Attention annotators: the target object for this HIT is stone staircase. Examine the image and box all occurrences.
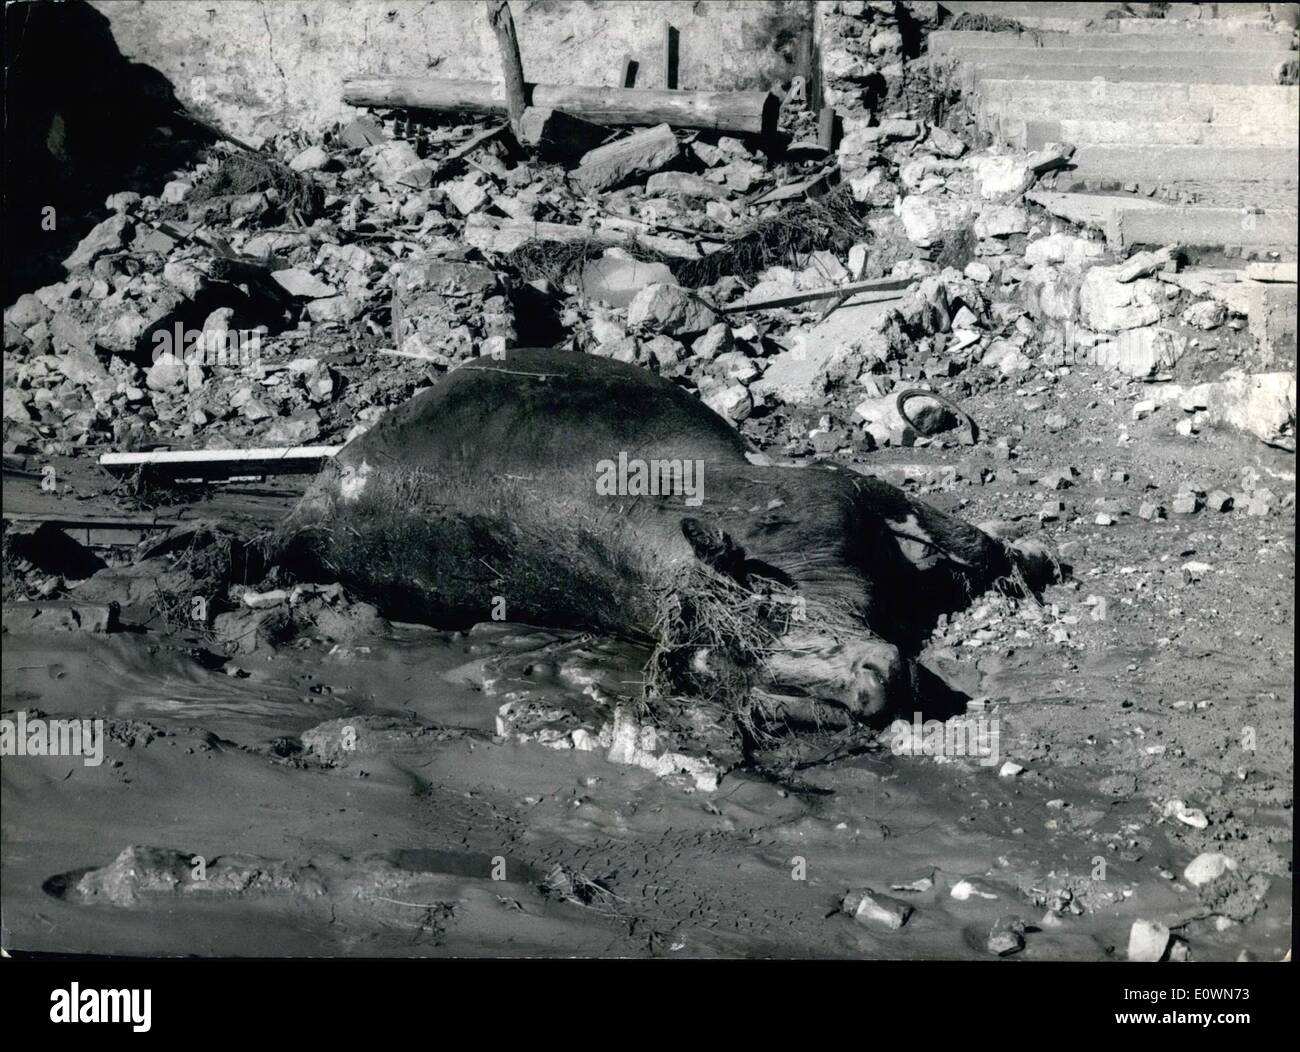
[930,1,1298,254]
[929,1,1297,360]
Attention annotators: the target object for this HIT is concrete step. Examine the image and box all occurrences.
[1114,205,1299,252]
[1028,189,1299,254]
[933,46,1290,84]
[939,2,1282,33]
[974,80,1299,129]
[929,28,1296,53]
[1061,144,1298,185]
[1010,117,1298,149]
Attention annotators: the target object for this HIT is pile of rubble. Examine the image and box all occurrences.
[5,11,1295,473]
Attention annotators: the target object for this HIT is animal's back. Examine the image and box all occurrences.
[337,347,750,477]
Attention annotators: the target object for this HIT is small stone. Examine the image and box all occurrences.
[289,145,330,172]
[998,761,1024,778]
[703,383,752,423]
[1205,490,1233,512]
[627,283,718,336]
[1184,852,1238,888]
[63,213,132,271]
[1132,399,1157,420]
[692,323,733,361]
[271,268,337,299]
[444,176,491,216]
[1127,919,1171,962]
[145,355,187,393]
[843,889,913,930]
[1171,495,1199,515]
[987,921,1025,957]
[929,126,966,159]
[1138,502,1165,521]
[1038,467,1076,490]
[161,179,193,204]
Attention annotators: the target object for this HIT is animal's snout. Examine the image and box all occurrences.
[843,637,908,720]
[761,629,907,723]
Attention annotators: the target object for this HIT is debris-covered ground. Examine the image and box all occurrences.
[2,1,1294,960]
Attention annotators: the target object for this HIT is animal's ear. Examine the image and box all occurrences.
[680,517,745,576]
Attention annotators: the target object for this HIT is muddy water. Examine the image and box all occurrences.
[1,618,1289,959]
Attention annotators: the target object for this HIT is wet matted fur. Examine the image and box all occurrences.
[280,347,1038,726]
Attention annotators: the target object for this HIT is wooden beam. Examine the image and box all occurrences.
[720,276,913,314]
[342,77,779,136]
[485,1,528,136]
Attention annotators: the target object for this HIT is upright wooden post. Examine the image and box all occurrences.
[663,23,678,89]
[818,104,837,150]
[621,54,638,88]
[485,1,527,135]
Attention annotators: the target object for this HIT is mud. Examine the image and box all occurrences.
[2,368,1292,958]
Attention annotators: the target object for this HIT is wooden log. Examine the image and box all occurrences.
[342,77,779,136]
[485,1,527,135]
[517,107,611,164]
[571,123,679,193]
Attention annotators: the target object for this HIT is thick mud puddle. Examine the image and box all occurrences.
[3,607,1289,959]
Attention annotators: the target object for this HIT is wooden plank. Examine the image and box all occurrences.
[751,165,839,206]
[99,446,341,480]
[721,276,913,314]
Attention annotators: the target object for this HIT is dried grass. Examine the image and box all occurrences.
[189,150,323,220]
[673,185,871,288]
[501,185,871,291]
